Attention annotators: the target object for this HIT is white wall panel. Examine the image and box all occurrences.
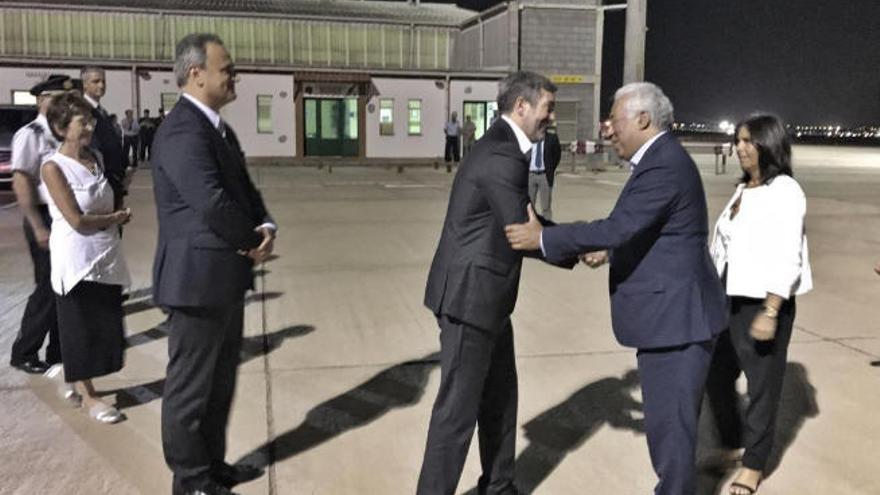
[367,77,446,158]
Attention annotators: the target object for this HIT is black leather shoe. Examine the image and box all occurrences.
[10,358,49,374]
[187,480,240,495]
[213,462,263,488]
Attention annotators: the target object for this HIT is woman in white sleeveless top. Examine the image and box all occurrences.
[40,92,132,424]
[706,114,812,495]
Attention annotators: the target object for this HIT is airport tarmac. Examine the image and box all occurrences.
[1,144,879,494]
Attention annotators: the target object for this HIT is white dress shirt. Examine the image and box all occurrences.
[83,93,100,110]
[710,175,812,299]
[629,131,667,168]
[500,115,534,154]
[444,120,460,137]
[11,114,57,204]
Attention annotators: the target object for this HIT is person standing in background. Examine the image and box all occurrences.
[120,109,140,169]
[138,109,157,164]
[81,66,127,206]
[527,124,561,221]
[461,114,477,158]
[443,111,461,166]
[8,75,79,376]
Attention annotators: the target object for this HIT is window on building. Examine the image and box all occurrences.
[379,98,394,136]
[407,99,422,135]
[257,95,273,133]
[11,90,36,106]
[161,92,180,112]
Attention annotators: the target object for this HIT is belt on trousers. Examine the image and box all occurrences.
[530,170,545,175]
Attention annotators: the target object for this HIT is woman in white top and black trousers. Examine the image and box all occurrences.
[41,92,132,424]
[706,114,812,495]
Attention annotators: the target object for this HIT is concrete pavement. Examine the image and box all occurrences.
[1,145,879,494]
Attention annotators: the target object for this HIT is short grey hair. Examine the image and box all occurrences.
[174,33,224,87]
[497,71,557,114]
[80,65,104,78]
[614,82,674,130]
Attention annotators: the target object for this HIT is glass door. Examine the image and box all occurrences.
[304,97,359,156]
[463,100,499,141]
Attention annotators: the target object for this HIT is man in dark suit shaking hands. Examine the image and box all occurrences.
[152,33,274,495]
[418,72,574,495]
[505,82,727,495]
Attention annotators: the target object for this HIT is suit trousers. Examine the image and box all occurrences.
[10,205,60,365]
[162,301,244,491]
[527,172,553,221]
[445,136,461,163]
[637,340,715,495]
[122,135,138,168]
[705,296,795,471]
[417,315,518,495]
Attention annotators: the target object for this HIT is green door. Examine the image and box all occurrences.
[304,98,359,156]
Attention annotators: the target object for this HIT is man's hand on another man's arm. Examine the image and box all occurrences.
[504,204,543,251]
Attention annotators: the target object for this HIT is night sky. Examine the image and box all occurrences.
[428,0,880,127]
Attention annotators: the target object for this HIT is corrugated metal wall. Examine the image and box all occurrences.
[0,8,452,70]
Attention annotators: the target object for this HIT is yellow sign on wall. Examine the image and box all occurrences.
[549,74,587,84]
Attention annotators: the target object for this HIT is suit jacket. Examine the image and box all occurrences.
[542,133,726,349]
[151,96,273,308]
[543,131,562,187]
[424,119,573,332]
[89,106,125,198]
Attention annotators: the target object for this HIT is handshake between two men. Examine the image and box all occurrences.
[505,203,608,268]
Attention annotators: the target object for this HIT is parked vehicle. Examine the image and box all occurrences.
[0,105,39,190]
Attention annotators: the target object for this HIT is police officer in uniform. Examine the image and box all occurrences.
[9,74,80,374]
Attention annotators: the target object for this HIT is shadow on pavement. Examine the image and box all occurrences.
[123,290,285,332]
[697,361,819,495]
[461,369,644,495]
[235,352,440,469]
[106,324,315,410]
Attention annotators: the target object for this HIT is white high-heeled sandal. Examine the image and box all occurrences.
[87,402,126,424]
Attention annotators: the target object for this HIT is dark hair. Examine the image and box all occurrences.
[735,114,793,184]
[46,92,94,141]
[174,33,224,87]
[497,71,557,114]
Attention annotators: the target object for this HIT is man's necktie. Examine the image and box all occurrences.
[535,140,544,171]
[217,119,227,139]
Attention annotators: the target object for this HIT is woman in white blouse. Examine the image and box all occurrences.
[41,92,132,424]
[706,114,812,495]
